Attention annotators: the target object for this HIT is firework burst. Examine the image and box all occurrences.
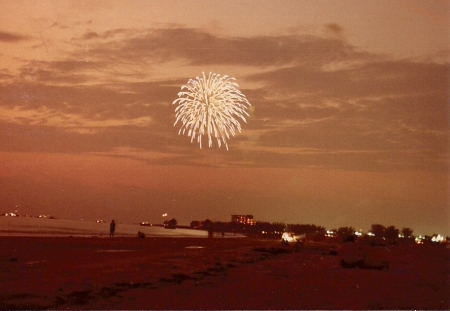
[172,72,251,150]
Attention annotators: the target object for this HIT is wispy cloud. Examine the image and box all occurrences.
[0,30,29,42]
[68,26,366,69]
[0,105,152,133]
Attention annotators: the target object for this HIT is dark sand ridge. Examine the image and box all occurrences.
[0,237,448,310]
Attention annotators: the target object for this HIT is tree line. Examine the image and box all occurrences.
[180,219,447,244]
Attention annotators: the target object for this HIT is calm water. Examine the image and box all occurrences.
[0,217,211,238]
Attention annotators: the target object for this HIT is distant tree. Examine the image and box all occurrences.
[370,224,386,237]
[230,221,245,234]
[317,225,326,234]
[288,224,325,235]
[385,225,399,239]
[271,222,286,233]
[212,221,228,233]
[203,219,213,228]
[337,226,355,241]
[190,220,201,228]
[384,225,399,244]
[401,227,413,238]
[168,218,177,227]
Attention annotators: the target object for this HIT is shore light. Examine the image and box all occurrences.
[431,234,444,243]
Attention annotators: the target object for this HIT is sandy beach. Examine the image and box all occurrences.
[0,236,448,310]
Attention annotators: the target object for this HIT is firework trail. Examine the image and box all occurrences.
[172,72,251,150]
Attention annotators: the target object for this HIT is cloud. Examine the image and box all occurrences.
[325,23,343,36]
[325,23,342,32]
[81,31,100,40]
[0,30,29,42]
[0,24,448,172]
[67,26,361,69]
[0,105,152,133]
[0,69,13,81]
[17,26,372,86]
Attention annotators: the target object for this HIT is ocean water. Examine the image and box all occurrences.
[0,217,211,238]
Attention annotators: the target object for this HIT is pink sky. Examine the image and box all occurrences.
[0,0,449,235]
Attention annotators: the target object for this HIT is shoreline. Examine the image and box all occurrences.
[0,217,246,239]
[0,232,245,238]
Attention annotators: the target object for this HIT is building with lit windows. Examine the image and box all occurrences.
[231,215,256,225]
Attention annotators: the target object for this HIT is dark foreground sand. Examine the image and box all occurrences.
[0,236,448,310]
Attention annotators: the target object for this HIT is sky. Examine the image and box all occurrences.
[0,0,449,236]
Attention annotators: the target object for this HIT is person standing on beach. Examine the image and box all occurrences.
[110,220,116,237]
[208,226,213,238]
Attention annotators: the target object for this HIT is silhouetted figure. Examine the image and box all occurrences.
[110,220,116,237]
[221,231,225,238]
[208,227,213,238]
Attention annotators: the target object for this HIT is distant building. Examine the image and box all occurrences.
[231,215,256,225]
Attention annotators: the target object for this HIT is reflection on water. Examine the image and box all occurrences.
[0,217,209,238]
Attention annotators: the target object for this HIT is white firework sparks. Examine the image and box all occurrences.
[172,72,251,150]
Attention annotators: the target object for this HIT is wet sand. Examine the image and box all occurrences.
[0,236,448,310]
